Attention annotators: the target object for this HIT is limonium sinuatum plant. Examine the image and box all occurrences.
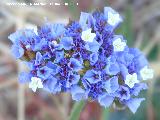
[8,7,154,113]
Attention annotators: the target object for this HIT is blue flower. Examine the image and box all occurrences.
[71,85,87,101]
[98,94,114,108]
[52,81,62,93]
[9,29,33,44]
[51,24,65,38]
[130,83,148,96]
[79,12,96,31]
[116,86,130,101]
[35,52,43,66]
[54,51,64,63]
[11,45,24,59]
[79,12,90,30]
[60,37,73,50]
[33,39,48,51]
[37,66,53,79]
[133,54,148,71]
[46,61,60,75]
[129,48,148,69]
[73,53,83,64]
[119,63,129,79]
[68,58,83,72]
[19,72,31,84]
[83,70,101,83]
[9,6,152,113]
[125,98,145,113]
[83,80,103,100]
[105,61,120,75]
[9,29,40,59]
[85,39,100,53]
[104,76,119,93]
[65,21,81,37]
[90,53,98,65]
[43,76,58,93]
[66,72,80,88]
[93,60,106,71]
[104,7,123,28]
[38,23,65,40]
[9,29,39,51]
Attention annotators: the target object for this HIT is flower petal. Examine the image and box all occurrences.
[19,72,31,84]
[85,40,100,52]
[71,85,87,101]
[98,94,114,108]
[60,37,73,50]
[11,45,24,59]
[126,98,145,113]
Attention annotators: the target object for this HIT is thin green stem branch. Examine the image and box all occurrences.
[69,101,85,120]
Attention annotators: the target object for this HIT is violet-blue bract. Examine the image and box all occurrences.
[8,7,154,114]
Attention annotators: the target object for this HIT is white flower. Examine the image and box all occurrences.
[113,38,126,52]
[81,28,96,42]
[107,11,122,26]
[125,73,139,88]
[52,41,58,46]
[140,66,154,80]
[29,77,43,92]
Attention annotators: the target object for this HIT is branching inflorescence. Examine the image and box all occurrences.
[9,7,154,113]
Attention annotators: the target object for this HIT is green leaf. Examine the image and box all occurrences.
[69,101,85,120]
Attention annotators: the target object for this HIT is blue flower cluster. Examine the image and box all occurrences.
[9,7,154,113]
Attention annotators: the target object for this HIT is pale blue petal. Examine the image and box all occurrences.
[69,58,83,72]
[19,72,31,84]
[104,7,116,19]
[131,83,148,96]
[126,98,145,113]
[54,51,64,63]
[104,76,119,93]
[90,53,98,65]
[37,66,53,79]
[85,40,100,53]
[110,76,119,92]
[46,61,60,75]
[60,37,73,50]
[11,45,24,59]
[35,52,43,65]
[69,74,80,85]
[43,76,58,92]
[79,12,89,30]
[71,85,87,101]
[84,70,101,83]
[33,39,48,51]
[105,62,120,75]
[119,64,129,79]
[98,94,114,108]
[53,83,61,93]
[8,30,23,44]
[51,24,65,38]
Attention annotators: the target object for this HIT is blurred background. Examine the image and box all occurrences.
[0,0,160,120]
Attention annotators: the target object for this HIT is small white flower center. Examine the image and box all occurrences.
[140,66,154,80]
[107,12,122,26]
[81,28,96,42]
[52,41,58,45]
[113,38,126,52]
[29,77,43,92]
[125,73,139,88]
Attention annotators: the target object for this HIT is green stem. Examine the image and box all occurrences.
[102,108,109,120]
[69,101,85,120]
